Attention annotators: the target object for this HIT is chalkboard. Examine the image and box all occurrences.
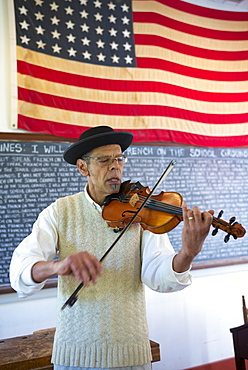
[1,135,248,293]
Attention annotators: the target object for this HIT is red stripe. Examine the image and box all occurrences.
[17,114,248,147]
[133,12,248,41]
[135,0,248,21]
[137,57,248,81]
[18,87,248,124]
[17,61,248,102]
[18,115,86,138]
[135,34,248,61]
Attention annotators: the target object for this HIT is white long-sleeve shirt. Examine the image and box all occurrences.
[10,188,192,298]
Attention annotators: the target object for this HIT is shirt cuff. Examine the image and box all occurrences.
[21,262,46,287]
[174,269,192,284]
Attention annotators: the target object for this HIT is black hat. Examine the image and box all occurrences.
[63,126,133,165]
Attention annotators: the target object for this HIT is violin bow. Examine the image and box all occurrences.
[61,160,177,310]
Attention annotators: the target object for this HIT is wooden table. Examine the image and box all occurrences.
[0,329,160,369]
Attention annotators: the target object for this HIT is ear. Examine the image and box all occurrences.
[76,158,89,177]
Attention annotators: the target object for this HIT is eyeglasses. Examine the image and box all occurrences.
[83,155,128,167]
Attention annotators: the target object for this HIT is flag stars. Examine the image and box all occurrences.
[18,6,28,15]
[50,16,60,25]
[123,42,132,51]
[52,43,62,53]
[34,11,45,21]
[97,53,106,62]
[82,50,91,60]
[50,2,59,11]
[108,14,116,24]
[15,0,135,67]
[109,28,117,37]
[124,55,133,64]
[81,37,90,46]
[111,55,119,63]
[80,23,90,32]
[107,2,116,11]
[94,13,103,22]
[110,41,118,50]
[94,0,102,8]
[66,33,76,43]
[95,26,104,35]
[80,10,88,18]
[20,35,30,45]
[51,29,61,39]
[96,39,104,48]
[65,6,74,15]
[121,4,129,12]
[68,47,77,57]
[122,16,130,25]
[19,20,30,30]
[35,25,45,35]
[36,40,46,49]
[122,29,131,38]
[65,20,75,29]
[34,0,44,6]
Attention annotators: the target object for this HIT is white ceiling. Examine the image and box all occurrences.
[182,0,248,11]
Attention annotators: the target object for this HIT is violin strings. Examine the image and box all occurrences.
[124,194,182,214]
[122,193,183,216]
[212,216,233,228]
[145,199,182,215]
[121,193,238,229]
[147,198,182,215]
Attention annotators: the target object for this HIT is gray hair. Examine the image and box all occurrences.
[81,150,93,165]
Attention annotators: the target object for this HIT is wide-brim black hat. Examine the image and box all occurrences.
[63,126,133,165]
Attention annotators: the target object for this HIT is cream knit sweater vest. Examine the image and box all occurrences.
[51,192,152,368]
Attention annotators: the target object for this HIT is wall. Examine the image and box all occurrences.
[1,1,248,369]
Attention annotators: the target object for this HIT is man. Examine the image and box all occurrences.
[10,126,213,370]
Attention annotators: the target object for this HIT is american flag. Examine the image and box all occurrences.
[10,0,248,146]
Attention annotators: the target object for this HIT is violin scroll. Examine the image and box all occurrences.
[211,210,246,243]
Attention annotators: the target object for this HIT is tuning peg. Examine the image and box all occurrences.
[217,210,224,218]
[212,210,224,236]
[230,221,238,239]
[212,227,219,236]
[224,233,231,243]
[229,216,236,225]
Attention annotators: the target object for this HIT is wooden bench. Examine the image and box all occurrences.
[0,329,160,369]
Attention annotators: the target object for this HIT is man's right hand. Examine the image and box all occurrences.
[31,251,102,286]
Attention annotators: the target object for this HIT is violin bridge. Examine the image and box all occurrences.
[129,193,139,207]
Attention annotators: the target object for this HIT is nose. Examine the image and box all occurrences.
[109,158,121,169]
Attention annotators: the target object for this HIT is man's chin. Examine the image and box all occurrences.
[108,183,121,192]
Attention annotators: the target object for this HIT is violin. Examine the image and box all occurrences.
[103,180,246,242]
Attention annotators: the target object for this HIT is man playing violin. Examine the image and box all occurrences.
[10,126,214,370]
